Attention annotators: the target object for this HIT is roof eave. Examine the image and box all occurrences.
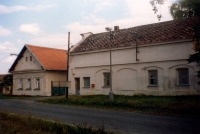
[9,45,27,72]
[70,39,193,55]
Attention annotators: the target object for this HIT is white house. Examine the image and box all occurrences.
[69,18,200,96]
[9,44,67,96]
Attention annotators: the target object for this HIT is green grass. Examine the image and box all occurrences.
[0,112,113,134]
[38,95,200,118]
[0,94,32,99]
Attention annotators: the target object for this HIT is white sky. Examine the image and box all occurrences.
[0,0,173,74]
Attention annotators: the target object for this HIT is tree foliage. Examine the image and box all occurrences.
[2,74,13,89]
[170,0,200,19]
[150,0,166,20]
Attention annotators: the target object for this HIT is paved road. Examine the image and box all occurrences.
[0,99,199,134]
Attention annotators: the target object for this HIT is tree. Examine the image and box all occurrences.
[169,0,200,19]
[149,0,165,20]
[2,74,13,94]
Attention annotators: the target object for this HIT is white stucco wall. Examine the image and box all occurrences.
[13,72,46,96]
[69,41,200,96]
[12,71,67,96]
[15,49,43,71]
[45,71,67,96]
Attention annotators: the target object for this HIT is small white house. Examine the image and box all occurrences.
[69,18,200,96]
[9,44,67,96]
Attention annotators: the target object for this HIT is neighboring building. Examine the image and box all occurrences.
[69,18,200,96]
[0,74,12,95]
[9,44,67,96]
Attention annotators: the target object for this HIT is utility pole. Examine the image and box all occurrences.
[66,32,70,99]
[105,27,115,102]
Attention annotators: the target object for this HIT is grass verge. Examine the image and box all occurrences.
[38,95,200,118]
[0,112,113,134]
[0,94,32,99]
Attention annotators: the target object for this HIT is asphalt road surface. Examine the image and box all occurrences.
[0,99,199,134]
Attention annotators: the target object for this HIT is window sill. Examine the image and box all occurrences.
[147,85,158,87]
[176,84,190,86]
[25,88,31,90]
[83,86,90,88]
[17,88,23,90]
[34,88,40,90]
[102,86,110,88]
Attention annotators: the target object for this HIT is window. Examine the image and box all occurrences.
[36,78,40,89]
[30,56,32,61]
[19,78,23,89]
[27,78,31,89]
[148,70,158,85]
[177,68,189,85]
[103,73,110,87]
[83,77,90,87]
[26,57,28,62]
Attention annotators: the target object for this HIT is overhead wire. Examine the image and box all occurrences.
[0,51,18,54]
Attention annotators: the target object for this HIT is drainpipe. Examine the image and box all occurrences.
[130,31,139,61]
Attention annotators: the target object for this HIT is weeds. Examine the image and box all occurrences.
[0,94,32,99]
[0,112,113,134]
[38,95,200,118]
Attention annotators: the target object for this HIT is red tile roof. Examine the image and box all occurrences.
[26,45,67,71]
[72,18,196,53]
[9,45,67,71]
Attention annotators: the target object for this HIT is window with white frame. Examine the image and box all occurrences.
[27,78,31,89]
[177,68,189,85]
[36,78,40,89]
[83,77,90,87]
[103,73,110,87]
[148,70,158,85]
[19,78,23,89]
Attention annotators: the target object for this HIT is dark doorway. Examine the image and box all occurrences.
[75,78,80,95]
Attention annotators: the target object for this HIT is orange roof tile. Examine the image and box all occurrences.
[26,44,67,71]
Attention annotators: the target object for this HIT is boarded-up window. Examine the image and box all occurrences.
[178,68,189,85]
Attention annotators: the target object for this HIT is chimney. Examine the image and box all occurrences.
[80,32,93,39]
[114,26,119,31]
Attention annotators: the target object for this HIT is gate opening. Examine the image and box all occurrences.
[51,81,66,96]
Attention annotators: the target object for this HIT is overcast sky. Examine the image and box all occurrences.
[0,0,174,74]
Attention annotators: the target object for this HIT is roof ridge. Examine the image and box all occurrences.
[90,18,195,37]
[128,18,194,30]
[26,44,67,51]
